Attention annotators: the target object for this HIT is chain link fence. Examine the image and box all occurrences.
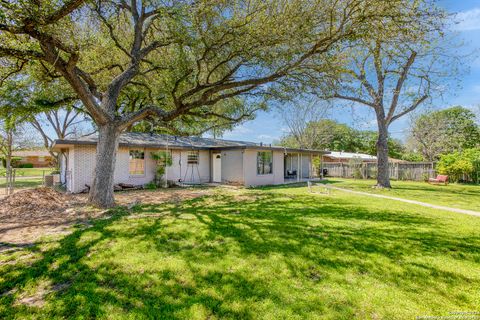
[0,168,52,197]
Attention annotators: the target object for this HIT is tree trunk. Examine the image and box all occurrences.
[376,119,391,188]
[5,128,14,195]
[6,129,12,172]
[88,124,120,208]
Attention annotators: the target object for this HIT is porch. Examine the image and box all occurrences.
[283,152,322,182]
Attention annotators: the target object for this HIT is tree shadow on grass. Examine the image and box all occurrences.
[1,190,480,319]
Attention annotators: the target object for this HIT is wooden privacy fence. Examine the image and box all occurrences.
[322,162,436,181]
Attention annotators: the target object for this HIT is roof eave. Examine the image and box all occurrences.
[52,139,330,155]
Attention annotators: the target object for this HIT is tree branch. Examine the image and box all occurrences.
[333,93,376,108]
[389,94,428,124]
[43,0,86,25]
[386,51,417,122]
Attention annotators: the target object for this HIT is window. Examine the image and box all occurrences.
[129,150,145,175]
[257,151,273,175]
[187,150,199,164]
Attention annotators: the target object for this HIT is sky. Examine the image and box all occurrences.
[217,0,480,144]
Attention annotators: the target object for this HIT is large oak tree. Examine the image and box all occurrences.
[0,0,420,206]
[0,0,386,207]
[324,2,456,187]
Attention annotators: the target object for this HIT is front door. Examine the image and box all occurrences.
[212,153,222,182]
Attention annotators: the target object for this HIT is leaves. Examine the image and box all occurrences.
[409,106,480,161]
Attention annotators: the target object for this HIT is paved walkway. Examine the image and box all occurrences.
[328,186,480,217]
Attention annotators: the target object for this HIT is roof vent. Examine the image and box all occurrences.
[260,142,263,146]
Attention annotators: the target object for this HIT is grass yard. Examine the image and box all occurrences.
[1,185,480,319]
[323,178,480,212]
[0,167,53,177]
[0,177,44,189]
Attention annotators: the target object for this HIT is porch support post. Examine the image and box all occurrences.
[320,155,323,179]
[209,149,213,182]
[308,153,313,179]
[297,153,300,182]
[300,153,303,180]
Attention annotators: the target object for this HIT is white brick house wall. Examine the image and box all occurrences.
[66,145,211,192]
[60,142,318,193]
[167,150,210,183]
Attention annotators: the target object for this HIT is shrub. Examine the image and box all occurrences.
[437,148,480,183]
[348,157,364,179]
[144,181,157,190]
[401,152,424,162]
[1,157,22,168]
[151,151,173,187]
[18,163,34,168]
[422,172,430,182]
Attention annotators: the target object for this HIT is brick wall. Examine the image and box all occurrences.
[17,156,53,167]
[68,146,211,192]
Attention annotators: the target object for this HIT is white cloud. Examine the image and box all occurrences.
[452,8,480,31]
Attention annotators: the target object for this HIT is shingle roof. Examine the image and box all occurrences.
[56,132,259,148]
[53,132,329,154]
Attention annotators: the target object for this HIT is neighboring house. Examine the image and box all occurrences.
[52,133,328,193]
[323,151,406,164]
[322,151,377,163]
[12,150,53,167]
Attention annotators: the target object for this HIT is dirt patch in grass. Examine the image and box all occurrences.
[0,187,76,217]
[14,280,70,308]
[0,188,98,245]
[112,188,212,206]
[0,187,212,245]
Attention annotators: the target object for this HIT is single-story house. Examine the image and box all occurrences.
[12,149,53,167]
[52,133,328,193]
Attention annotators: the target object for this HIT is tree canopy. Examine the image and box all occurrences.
[315,0,456,187]
[277,119,405,158]
[0,0,454,205]
[408,106,480,161]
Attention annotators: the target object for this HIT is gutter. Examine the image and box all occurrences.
[52,139,330,155]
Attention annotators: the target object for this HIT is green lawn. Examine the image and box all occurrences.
[0,177,44,189]
[322,178,480,212]
[0,167,53,177]
[1,186,480,319]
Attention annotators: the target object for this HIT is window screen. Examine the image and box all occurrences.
[257,151,273,175]
[187,150,199,164]
[129,150,145,175]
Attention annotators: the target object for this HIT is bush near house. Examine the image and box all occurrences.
[0,157,22,168]
[150,151,173,187]
[17,163,34,168]
[437,148,480,183]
